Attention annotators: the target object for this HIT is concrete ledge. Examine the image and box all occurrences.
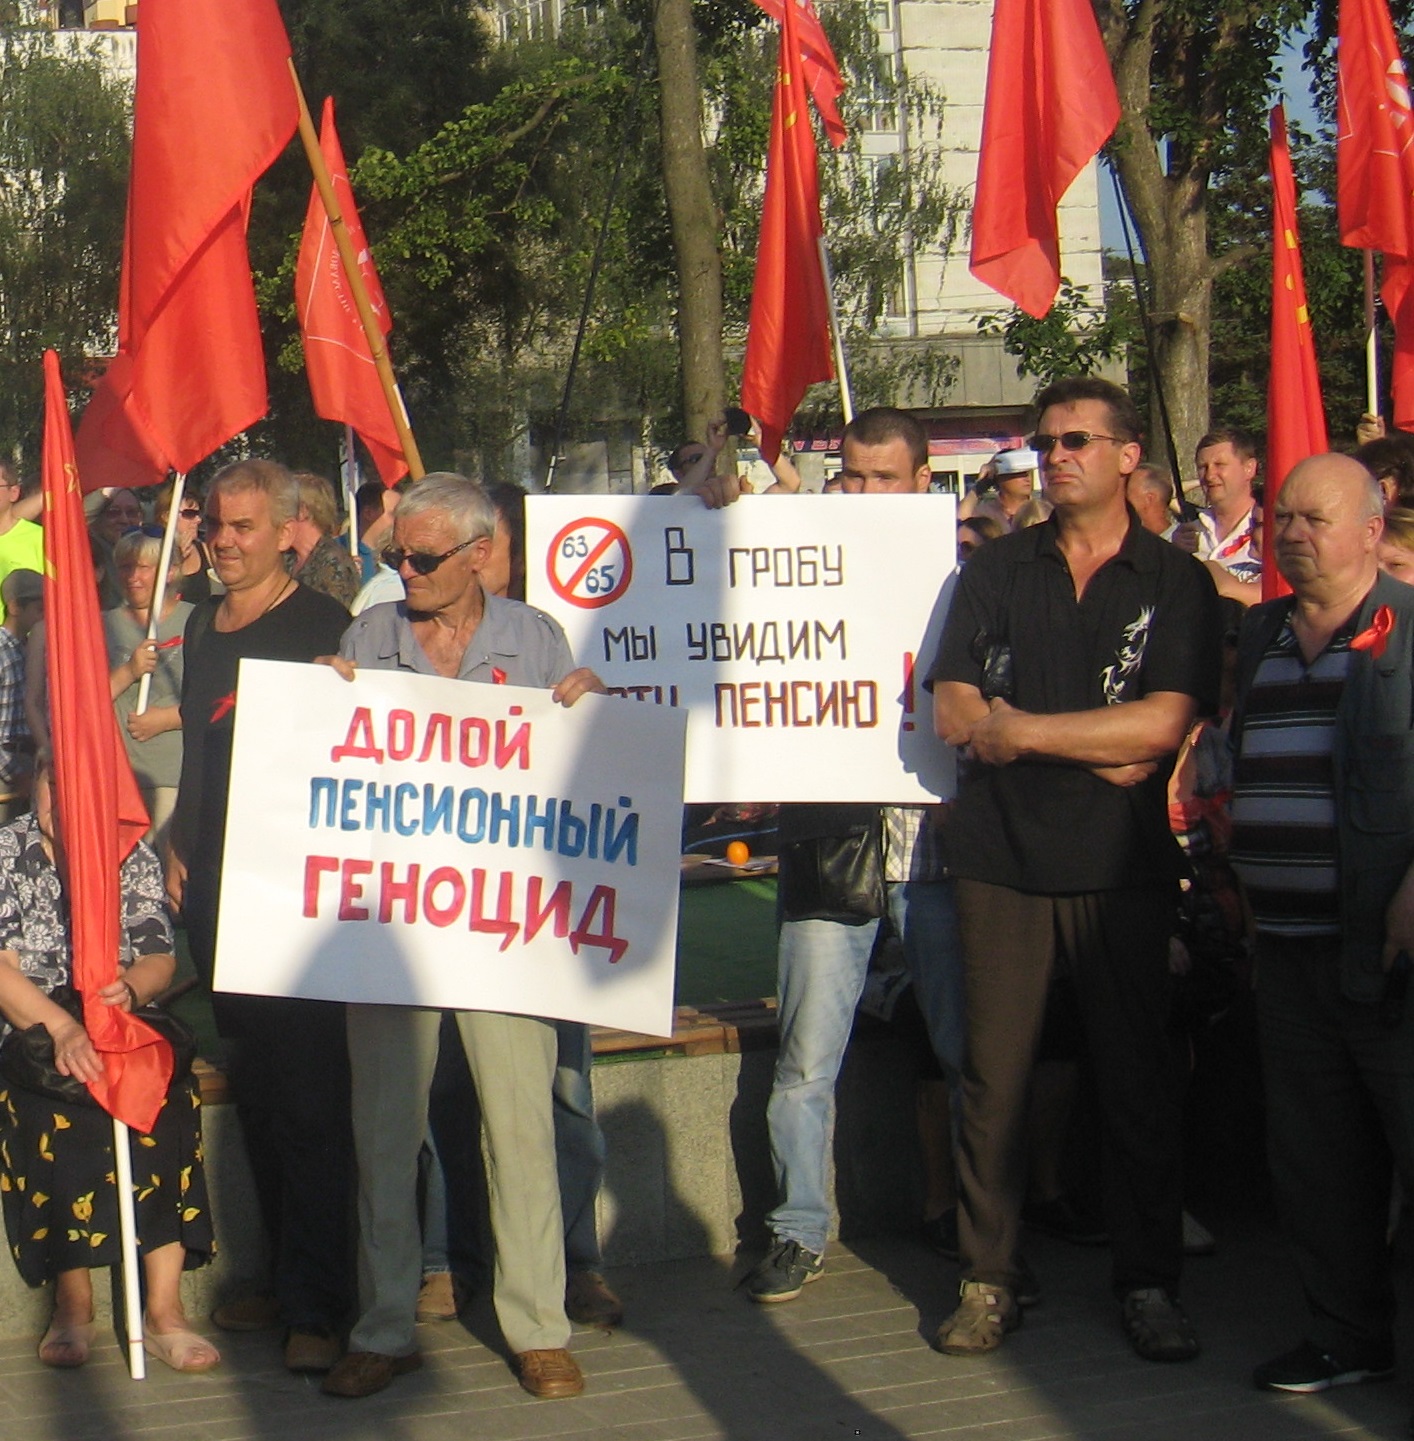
[0,1003,930,1339]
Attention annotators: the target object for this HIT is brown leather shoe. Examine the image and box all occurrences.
[285,1327,341,1374]
[515,1347,584,1399]
[565,1270,623,1329]
[212,1293,280,1332]
[321,1349,423,1398]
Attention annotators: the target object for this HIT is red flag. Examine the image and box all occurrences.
[41,352,167,1135]
[73,352,172,494]
[1265,106,1328,601]
[1338,0,1414,428]
[751,0,847,148]
[740,0,834,465]
[295,98,409,487]
[969,0,1120,318]
[76,0,297,482]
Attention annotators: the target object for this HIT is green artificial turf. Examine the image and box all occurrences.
[674,877,779,1007]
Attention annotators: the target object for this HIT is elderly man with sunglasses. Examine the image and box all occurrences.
[928,377,1220,1364]
[318,473,604,1404]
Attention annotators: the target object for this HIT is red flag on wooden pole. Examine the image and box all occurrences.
[750,0,847,148]
[740,0,834,464]
[968,0,1120,318]
[76,0,298,483]
[1265,105,1328,601]
[296,98,409,487]
[42,351,168,1135]
[1337,0,1414,428]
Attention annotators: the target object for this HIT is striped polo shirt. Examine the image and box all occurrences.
[1229,619,1353,935]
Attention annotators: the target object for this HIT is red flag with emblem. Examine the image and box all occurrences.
[1266,106,1328,601]
[751,0,847,147]
[1338,0,1414,427]
[76,0,297,483]
[969,0,1120,318]
[41,351,167,1135]
[295,98,408,487]
[740,0,834,464]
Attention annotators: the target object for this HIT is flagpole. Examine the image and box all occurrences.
[287,61,425,481]
[343,425,360,559]
[124,458,180,1378]
[135,472,185,717]
[1364,249,1381,417]
[817,238,854,422]
[113,1116,146,1377]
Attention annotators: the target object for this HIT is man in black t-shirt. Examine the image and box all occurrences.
[168,459,353,1376]
[928,377,1220,1364]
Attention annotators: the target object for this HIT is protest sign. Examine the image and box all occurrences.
[213,659,687,1037]
[526,494,956,802]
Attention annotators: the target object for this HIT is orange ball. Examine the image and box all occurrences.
[725,841,751,866]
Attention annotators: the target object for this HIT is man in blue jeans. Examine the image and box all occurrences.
[740,409,964,1302]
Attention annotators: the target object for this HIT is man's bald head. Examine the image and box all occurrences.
[1272,452,1384,599]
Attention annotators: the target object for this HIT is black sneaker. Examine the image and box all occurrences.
[1253,1339,1395,1393]
[744,1239,824,1304]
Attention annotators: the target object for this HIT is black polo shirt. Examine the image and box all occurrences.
[927,512,1220,894]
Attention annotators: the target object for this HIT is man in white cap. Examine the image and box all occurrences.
[971,449,1050,532]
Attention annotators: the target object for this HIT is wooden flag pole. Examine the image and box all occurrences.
[1365,249,1381,418]
[817,237,854,423]
[287,61,425,481]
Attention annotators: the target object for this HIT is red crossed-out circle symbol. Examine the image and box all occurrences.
[546,518,633,609]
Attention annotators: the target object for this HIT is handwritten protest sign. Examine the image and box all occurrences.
[213,659,687,1037]
[526,495,956,802]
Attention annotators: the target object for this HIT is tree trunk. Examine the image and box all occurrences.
[653,0,725,442]
[1102,0,1212,495]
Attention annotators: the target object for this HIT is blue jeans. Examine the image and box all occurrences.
[766,880,963,1254]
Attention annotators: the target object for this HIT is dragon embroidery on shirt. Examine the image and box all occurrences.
[1100,605,1153,704]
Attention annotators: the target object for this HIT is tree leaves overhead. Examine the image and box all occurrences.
[0,30,129,468]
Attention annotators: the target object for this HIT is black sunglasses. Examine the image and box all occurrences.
[178,506,202,519]
[1027,431,1125,454]
[381,537,477,576]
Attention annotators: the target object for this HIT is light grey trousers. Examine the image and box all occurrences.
[346,1004,570,1356]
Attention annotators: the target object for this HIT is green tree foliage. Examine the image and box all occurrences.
[0,27,129,468]
[254,0,967,482]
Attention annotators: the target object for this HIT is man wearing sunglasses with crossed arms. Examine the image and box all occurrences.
[928,377,1220,1365]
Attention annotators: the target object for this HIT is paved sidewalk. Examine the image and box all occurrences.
[1,1224,1409,1441]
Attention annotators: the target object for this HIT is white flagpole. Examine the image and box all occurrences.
[343,425,361,561]
[112,1115,145,1377]
[1365,249,1381,418]
[135,473,184,716]
[118,471,185,1379]
[817,236,854,422]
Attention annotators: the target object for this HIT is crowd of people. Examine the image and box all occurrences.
[0,377,1407,1420]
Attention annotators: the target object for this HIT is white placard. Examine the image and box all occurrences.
[526,494,956,802]
[213,659,687,1037]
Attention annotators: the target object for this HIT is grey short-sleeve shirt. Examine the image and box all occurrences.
[338,593,576,689]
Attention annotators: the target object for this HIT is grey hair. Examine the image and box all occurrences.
[207,459,301,529]
[395,472,497,544]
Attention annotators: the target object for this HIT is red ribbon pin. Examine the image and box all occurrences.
[1351,604,1396,660]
